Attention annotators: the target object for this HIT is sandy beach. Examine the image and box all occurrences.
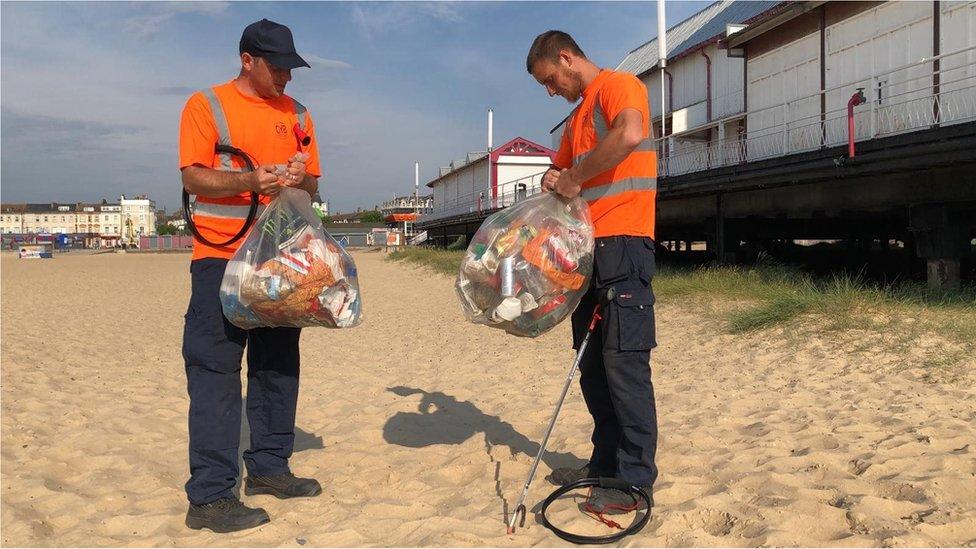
[2,250,975,547]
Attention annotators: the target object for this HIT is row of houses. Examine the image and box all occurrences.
[0,195,158,247]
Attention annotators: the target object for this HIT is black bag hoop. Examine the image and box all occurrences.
[182,144,260,248]
[540,477,652,544]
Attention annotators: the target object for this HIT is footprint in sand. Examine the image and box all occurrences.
[737,421,771,438]
[683,508,739,537]
[803,434,842,451]
[751,493,795,508]
[829,494,858,510]
[849,458,872,476]
[876,483,929,504]
[845,510,872,535]
[902,507,956,527]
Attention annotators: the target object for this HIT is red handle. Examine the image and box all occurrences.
[293,123,311,149]
[588,305,602,331]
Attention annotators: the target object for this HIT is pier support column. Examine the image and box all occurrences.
[927,259,961,291]
[910,203,968,291]
[715,193,728,263]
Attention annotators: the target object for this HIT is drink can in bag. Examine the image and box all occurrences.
[500,256,516,297]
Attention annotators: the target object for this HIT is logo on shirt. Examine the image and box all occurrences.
[275,122,287,137]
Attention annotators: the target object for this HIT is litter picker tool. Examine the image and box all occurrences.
[507,303,602,534]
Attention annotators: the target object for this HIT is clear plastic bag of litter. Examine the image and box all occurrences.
[455,192,594,338]
[220,187,363,329]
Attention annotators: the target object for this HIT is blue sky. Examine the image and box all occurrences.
[1,1,706,214]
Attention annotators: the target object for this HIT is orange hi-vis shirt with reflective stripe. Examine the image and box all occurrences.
[553,70,657,239]
[179,81,322,260]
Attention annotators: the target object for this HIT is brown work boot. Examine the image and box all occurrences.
[547,464,612,486]
[244,472,322,499]
[185,497,270,533]
[584,485,654,515]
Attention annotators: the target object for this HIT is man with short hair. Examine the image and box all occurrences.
[527,30,659,511]
[179,18,322,533]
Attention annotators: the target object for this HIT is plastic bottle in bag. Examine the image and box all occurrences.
[455,192,594,338]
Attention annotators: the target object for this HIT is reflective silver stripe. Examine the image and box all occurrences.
[566,104,581,143]
[573,90,654,167]
[635,138,655,152]
[201,88,234,170]
[192,201,266,220]
[293,98,307,131]
[580,177,657,201]
[573,139,654,167]
[593,94,609,141]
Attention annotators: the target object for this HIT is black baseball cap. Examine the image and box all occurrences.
[239,19,310,70]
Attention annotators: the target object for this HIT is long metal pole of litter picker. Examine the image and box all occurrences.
[507,305,602,534]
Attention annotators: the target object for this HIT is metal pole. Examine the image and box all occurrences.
[658,0,668,174]
[488,107,494,151]
[487,108,494,208]
[660,71,666,153]
[414,161,420,235]
[507,306,602,534]
[718,121,726,167]
[782,101,789,154]
[869,76,877,138]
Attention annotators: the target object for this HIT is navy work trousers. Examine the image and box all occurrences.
[182,258,302,505]
[571,236,659,487]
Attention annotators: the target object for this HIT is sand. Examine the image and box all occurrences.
[2,250,975,547]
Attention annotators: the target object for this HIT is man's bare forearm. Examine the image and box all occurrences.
[182,166,251,198]
[573,127,640,183]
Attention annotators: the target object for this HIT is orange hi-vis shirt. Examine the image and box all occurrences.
[179,81,322,260]
[553,69,657,239]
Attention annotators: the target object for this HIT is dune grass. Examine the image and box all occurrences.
[386,247,976,355]
[655,264,976,337]
[387,247,463,276]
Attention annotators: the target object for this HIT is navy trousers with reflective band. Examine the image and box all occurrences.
[571,236,658,487]
[182,258,302,505]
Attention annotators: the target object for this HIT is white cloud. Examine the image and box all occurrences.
[284,85,482,210]
[351,2,464,41]
[0,1,559,212]
[121,2,230,40]
[303,54,352,70]
[0,2,477,212]
[1,3,229,208]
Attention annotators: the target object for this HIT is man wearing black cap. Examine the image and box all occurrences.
[179,19,323,533]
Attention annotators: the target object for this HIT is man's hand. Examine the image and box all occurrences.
[552,168,582,199]
[283,152,309,188]
[542,167,565,192]
[246,165,285,196]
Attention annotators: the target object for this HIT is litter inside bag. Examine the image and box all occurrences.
[455,192,594,338]
[220,188,363,329]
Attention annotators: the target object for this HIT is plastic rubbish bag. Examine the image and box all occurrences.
[455,192,594,338]
[220,187,363,329]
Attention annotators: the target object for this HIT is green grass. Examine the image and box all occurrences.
[726,295,809,333]
[656,264,975,336]
[385,249,975,369]
[656,264,975,376]
[387,247,463,276]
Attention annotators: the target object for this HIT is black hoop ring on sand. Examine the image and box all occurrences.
[540,477,652,545]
